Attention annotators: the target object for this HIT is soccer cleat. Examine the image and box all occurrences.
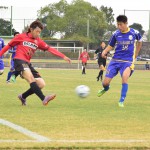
[6,80,11,84]
[18,94,26,106]
[97,77,99,81]
[118,102,124,108]
[42,94,56,106]
[11,75,16,83]
[97,89,106,97]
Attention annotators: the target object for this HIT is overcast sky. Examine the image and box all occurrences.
[0,0,150,32]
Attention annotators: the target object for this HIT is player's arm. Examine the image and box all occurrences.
[94,49,98,59]
[38,40,71,63]
[0,45,11,57]
[135,41,142,58]
[102,45,113,59]
[102,33,116,59]
[0,35,21,57]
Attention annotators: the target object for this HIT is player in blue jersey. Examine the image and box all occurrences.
[0,38,5,75]
[6,32,20,83]
[97,15,142,107]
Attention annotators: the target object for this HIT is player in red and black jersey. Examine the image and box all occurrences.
[79,48,90,74]
[0,20,71,106]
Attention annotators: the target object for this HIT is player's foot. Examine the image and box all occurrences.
[97,77,99,81]
[118,102,124,107]
[97,89,106,97]
[11,75,16,83]
[42,94,56,106]
[6,80,10,84]
[18,94,26,106]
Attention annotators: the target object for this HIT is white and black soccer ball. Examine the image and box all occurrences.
[75,85,90,98]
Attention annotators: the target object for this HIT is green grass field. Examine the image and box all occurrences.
[0,68,150,149]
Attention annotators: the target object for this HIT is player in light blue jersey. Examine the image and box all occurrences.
[0,38,5,75]
[6,32,19,83]
[97,15,142,107]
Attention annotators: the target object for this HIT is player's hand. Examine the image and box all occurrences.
[64,56,71,63]
[102,50,107,59]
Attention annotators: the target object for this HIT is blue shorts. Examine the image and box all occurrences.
[105,60,134,78]
[0,59,4,70]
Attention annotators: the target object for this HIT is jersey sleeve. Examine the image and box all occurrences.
[38,39,65,58]
[38,39,49,50]
[135,30,142,42]
[109,33,116,47]
[8,34,22,47]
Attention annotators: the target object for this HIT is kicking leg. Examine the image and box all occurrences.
[119,67,131,107]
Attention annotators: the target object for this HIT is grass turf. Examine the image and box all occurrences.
[0,68,150,149]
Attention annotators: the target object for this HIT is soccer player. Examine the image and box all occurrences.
[0,20,71,106]
[6,32,20,83]
[97,15,142,107]
[0,37,5,75]
[94,42,107,81]
[79,48,90,74]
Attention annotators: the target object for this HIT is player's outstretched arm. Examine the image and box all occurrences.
[63,56,71,63]
[47,47,71,63]
[135,41,142,58]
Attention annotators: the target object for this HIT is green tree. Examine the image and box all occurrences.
[0,18,16,36]
[38,0,115,45]
[129,23,145,36]
[100,5,116,41]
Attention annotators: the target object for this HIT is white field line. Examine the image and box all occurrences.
[53,139,148,143]
[0,119,50,142]
[0,119,149,143]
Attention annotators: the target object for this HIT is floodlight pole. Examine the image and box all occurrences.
[87,19,89,51]
[124,9,150,41]
[10,6,12,36]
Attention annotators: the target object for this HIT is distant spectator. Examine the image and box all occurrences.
[145,62,149,70]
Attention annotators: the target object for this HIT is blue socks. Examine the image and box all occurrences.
[6,71,13,81]
[119,83,128,102]
[103,84,110,91]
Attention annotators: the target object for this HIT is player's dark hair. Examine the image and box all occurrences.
[117,15,128,23]
[14,32,19,36]
[28,20,44,32]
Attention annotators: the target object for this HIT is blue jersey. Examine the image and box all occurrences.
[109,28,142,62]
[0,38,5,59]
[9,46,17,58]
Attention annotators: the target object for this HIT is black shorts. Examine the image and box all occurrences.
[82,62,87,66]
[98,59,106,67]
[14,59,41,78]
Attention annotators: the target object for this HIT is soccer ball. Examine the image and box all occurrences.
[75,85,90,98]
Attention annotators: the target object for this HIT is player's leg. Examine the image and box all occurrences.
[99,65,106,81]
[97,61,119,97]
[21,68,46,101]
[19,63,55,106]
[82,62,86,74]
[97,61,118,97]
[83,63,87,74]
[0,59,4,75]
[97,77,112,97]
[119,66,131,107]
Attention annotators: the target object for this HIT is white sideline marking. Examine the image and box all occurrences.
[0,119,50,142]
[0,119,148,143]
[53,139,147,143]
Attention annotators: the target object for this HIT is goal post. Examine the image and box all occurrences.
[54,47,84,69]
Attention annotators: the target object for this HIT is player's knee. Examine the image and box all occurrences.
[0,70,4,75]
[36,78,46,89]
